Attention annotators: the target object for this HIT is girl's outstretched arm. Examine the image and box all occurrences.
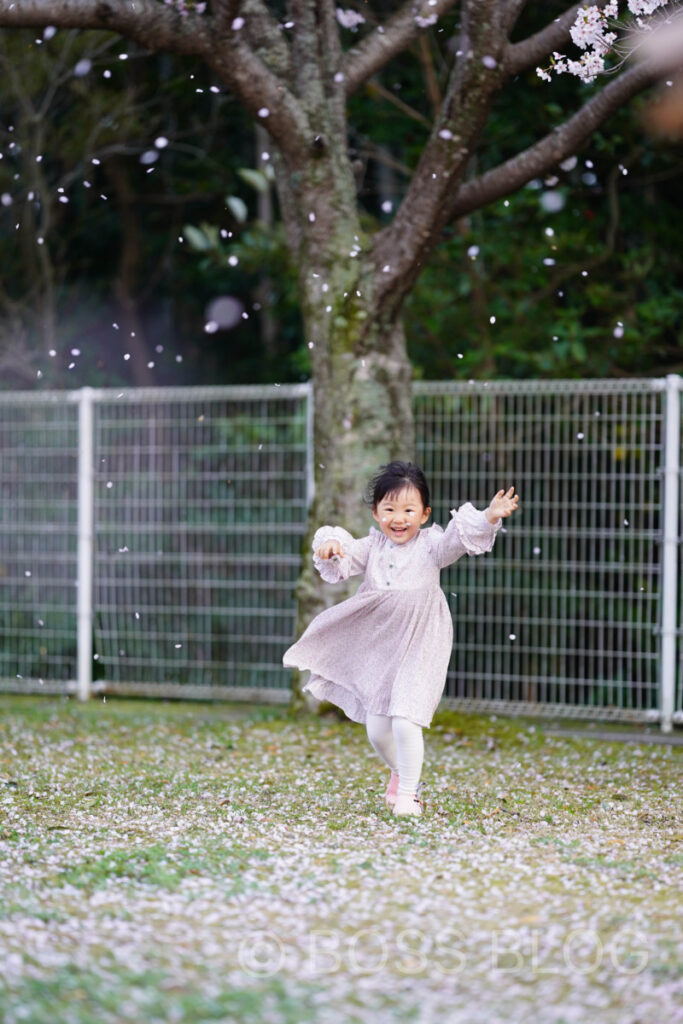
[485,487,520,523]
[312,526,372,583]
[429,487,518,568]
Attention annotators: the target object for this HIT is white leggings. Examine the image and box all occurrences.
[365,713,424,796]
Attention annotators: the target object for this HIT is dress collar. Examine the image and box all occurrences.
[386,531,422,551]
[369,526,423,550]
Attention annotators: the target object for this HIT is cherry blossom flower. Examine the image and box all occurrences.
[538,1,672,83]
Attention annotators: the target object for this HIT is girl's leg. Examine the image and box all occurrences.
[366,714,399,805]
[366,713,398,773]
[391,716,424,797]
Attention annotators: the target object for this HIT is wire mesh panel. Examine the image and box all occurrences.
[91,385,310,698]
[415,380,665,722]
[0,393,79,693]
[0,380,677,721]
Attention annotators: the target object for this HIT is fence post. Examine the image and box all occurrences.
[76,387,95,701]
[660,374,680,733]
[305,380,315,508]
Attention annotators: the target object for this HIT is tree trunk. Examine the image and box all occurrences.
[277,146,415,711]
[289,298,415,713]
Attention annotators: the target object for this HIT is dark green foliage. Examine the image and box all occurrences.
[0,21,682,387]
[405,83,683,380]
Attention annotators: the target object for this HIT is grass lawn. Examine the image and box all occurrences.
[0,695,681,1024]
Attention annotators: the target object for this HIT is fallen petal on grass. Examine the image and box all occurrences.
[0,696,681,1024]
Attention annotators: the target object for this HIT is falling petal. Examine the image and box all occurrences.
[540,191,565,213]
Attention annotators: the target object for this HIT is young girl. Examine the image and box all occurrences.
[283,461,519,817]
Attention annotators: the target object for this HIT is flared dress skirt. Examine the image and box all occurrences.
[283,583,453,728]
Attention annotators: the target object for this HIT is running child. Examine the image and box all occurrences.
[283,461,519,816]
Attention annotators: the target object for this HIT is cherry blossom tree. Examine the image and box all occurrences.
[0,1,676,691]
[537,0,680,82]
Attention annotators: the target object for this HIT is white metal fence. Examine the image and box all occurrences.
[415,378,679,731]
[0,394,79,691]
[1,378,680,729]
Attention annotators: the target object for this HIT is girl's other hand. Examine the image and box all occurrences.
[316,540,343,560]
[486,486,519,523]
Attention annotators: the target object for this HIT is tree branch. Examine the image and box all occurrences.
[364,78,432,127]
[316,0,344,87]
[417,34,442,117]
[369,0,505,308]
[0,0,210,56]
[315,0,349,131]
[342,0,459,97]
[503,1,601,78]
[501,0,529,36]
[224,0,294,82]
[448,59,663,220]
[289,0,326,109]
[0,0,312,159]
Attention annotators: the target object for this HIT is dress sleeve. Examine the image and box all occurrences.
[312,526,373,583]
[429,503,502,569]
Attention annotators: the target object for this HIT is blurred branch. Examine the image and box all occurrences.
[448,58,663,220]
[0,0,311,158]
[417,35,442,117]
[365,79,432,128]
[357,142,412,179]
[0,322,37,387]
[343,0,459,96]
[524,161,626,307]
[0,0,209,55]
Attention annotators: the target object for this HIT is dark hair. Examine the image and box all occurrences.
[365,461,431,510]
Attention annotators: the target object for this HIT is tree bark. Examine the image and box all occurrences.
[265,51,416,709]
[289,277,415,713]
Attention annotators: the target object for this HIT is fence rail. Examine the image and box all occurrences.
[0,378,680,730]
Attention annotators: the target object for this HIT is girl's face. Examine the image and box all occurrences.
[372,485,431,544]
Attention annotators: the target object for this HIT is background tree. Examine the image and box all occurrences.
[0,27,274,387]
[0,0,679,705]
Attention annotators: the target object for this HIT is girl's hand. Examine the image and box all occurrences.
[316,540,343,560]
[486,486,519,523]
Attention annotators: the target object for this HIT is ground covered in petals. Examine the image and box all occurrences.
[0,696,681,1024]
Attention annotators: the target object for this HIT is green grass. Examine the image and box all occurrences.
[0,695,681,1024]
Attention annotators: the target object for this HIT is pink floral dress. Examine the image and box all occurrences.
[283,504,501,728]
